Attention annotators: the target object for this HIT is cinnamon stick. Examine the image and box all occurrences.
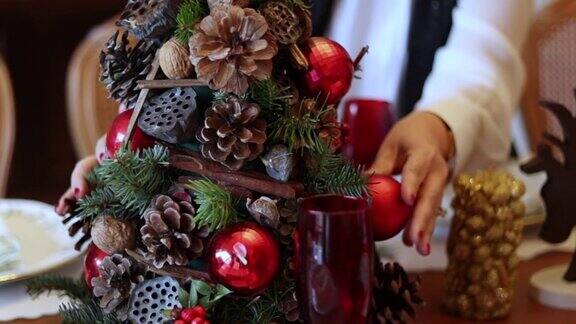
[126,249,215,283]
[136,79,207,90]
[170,152,305,199]
[126,53,160,141]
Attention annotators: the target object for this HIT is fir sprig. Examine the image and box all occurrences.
[247,79,292,121]
[59,300,122,324]
[269,101,324,152]
[188,179,237,232]
[175,0,208,44]
[26,275,91,302]
[306,144,370,197]
[75,187,123,221]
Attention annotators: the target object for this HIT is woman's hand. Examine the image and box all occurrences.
[55,136,107,216]
[367,111,454,256]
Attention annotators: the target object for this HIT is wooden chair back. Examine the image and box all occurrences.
[522,0,576,151]
[0,54,15,197]
[66,17,126,158]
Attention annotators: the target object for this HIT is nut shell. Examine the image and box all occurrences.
[159,38,193,80]
[91,216,136,254]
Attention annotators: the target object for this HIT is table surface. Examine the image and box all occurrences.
[5,252,575,324]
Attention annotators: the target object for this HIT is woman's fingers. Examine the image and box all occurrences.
[407,159,449,255]
[400,149,434,205]
[55,187,75,216]
[95,136,107,164]
[70,156,98,200]
[366,141,400,176]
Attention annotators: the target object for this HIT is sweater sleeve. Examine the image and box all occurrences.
[415,0,533,174]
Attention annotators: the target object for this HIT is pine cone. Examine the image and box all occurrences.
[278,292,300,322]
[140,194,206,268]
[299,98,342,151]
[117,0,182,40]
[372,261,424,324]
[189,5,278,95]
[196,97,267,170]
[91,254,145,320]
[99,30,157,108]
[278,199,297,246]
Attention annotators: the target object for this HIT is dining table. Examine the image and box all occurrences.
[3,251,574,324]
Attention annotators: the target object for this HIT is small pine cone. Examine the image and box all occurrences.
[91,254,145,320]
[372,261,424,324]
[278,292,300,322]
[299,99,342,151]
[140,194,206,268]
[99,30,157,108]
[117,0,182,40]
[278,199,297,245]
[189,5,278,95]
[196,97,267,170]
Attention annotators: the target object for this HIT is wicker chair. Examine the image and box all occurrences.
[0,54,15,197]
[522,0,576,152]
[66,17,128,158]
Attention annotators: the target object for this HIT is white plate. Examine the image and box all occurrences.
[0,199,83,284]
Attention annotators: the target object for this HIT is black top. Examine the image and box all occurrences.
[310,0,457,117]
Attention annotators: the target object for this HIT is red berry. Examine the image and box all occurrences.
[190,306,206,318]
[190,318,205,324]
[174,320,187,324]
[180,308,196,322]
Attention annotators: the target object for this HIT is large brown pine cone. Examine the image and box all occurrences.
[99,30,157,108]
[91,254,145,320]
[196,97,267,170]
[140,194,206,268]
[372,261,424,324]
[188,5,278,95]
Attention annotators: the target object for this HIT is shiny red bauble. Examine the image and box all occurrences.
[84,243,109,289]
[207,222,280,295]
[368,176,414,241]
[105,109,155,157]
[300,37,354,105]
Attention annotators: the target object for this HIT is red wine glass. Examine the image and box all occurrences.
[341,99,394,167]
[296,194,374,324]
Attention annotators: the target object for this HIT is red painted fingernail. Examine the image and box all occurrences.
[73,187,80,199]
[418,242,431,256]
[99,153,104,160]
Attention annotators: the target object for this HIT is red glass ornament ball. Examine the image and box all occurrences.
[301,37,354,105]
[368,175,414,241]
[207,222,280,295]
[105,109,155,157]
[84,243,109,289]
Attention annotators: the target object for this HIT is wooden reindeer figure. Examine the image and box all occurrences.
[521,94,576,281]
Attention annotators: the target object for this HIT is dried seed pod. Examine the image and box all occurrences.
[246,196,280,228]
[138,87,198,143]
[159,38,193,80]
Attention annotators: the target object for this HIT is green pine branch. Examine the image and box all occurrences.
[75,187,124,221]
[175,0,208,44]
[306,144,370,197]
[26,275,92,303]
[247,79,293,122]
[59,300,122,324]
[269,101,324,152]
[187,178,237,232]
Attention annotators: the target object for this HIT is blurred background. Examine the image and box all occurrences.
[0,0,124,202]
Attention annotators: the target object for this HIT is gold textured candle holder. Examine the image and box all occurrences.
[443,170,525,320]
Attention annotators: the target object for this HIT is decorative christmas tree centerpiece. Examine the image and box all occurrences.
[26,1,423,323]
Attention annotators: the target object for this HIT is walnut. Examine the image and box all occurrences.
[159,37,193,80]
[91,216,136,254]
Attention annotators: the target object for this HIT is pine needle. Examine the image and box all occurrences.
[175,0,208,44]
[306,144,370,197]
[26,275,91,302]
[187,178,237,232]
[269,101,324,152]
[247,79,292,121]
[59,299,121,324]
